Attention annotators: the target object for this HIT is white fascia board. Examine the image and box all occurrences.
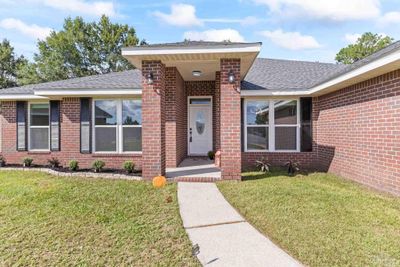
[0,94,48,100]
[242,49,400,97]
[241,90,309,96]
[308,50,400,95]
[122,44,261,56]
[34,89,142,96]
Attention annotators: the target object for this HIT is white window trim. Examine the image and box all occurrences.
[244,98,300,153]
[28,102,50,152]
[92,98,142,154]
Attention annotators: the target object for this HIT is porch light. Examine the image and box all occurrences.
[228,70,235,84]
[192,70,202,77]
[146,72,154,85]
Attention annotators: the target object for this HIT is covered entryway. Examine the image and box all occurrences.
[188,97,213,156]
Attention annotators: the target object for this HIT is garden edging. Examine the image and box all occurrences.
[0,167,142,181]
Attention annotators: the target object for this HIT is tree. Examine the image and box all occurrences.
[0,39,27,88]
[335,32,393,64]
[21,15,139,85]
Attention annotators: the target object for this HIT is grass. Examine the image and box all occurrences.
[0,171,199,266]
[218,171,400,267]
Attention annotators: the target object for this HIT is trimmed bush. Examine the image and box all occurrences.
[0,156,6,167]
[123,161,135,174]
[22,157,33,167]
[69,160,79,171]
[92,160,105,173]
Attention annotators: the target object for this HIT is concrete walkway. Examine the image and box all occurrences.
[166,158,221,179]
[178,182,303,267]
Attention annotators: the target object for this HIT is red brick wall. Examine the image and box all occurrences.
[165,67,186,167]
[141,60,166,179]
[220,59,241,180]
[315,69,400,195]
[0,99,142,169]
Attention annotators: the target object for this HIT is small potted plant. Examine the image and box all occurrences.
[92,160,105,173]
[207,151,215,160]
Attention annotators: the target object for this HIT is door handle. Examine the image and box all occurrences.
[189,128,192,142]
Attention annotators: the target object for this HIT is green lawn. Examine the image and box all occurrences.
[0,171,198,266]
[218,172,400,267]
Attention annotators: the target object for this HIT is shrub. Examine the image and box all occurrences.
[22,157,33,167]
[92,160,105,173]
[123,161,135,174]
[48,157,60,169]
[69,160,79,171]
[207,151,215,160]
[285,160,300,176]
[0,156,6,167]
[255,158,270,173]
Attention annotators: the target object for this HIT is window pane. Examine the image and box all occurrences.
[31,104,49,126]
[247,127,268,150]
[95,100,117,125]
[30,128,49,150]
[275,100,297,125]
[123,127,142,152]
[275,127,297,150]
[122,100,142,125]
[95,127,117,151]
[246,100,269,125]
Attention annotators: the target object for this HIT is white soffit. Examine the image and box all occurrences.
[122,43,261,81]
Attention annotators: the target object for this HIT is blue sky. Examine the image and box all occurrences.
[1,0,400,63]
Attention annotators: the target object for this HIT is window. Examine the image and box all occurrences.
[93,99,142,153]
[29,103,50,150]
[244,99,299,152]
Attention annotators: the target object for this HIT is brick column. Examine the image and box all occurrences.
[220,59,241,180]
[142,60,166,180]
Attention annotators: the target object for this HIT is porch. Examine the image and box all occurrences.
[166,157,221,181]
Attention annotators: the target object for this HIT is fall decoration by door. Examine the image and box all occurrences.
[153,176,167,188]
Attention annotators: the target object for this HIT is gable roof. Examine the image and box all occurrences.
[1,40,399,98]
[242,58,346,91]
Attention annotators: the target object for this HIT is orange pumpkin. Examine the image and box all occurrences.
[152,175,167,188]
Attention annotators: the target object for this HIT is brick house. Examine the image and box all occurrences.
[0,41,399,195]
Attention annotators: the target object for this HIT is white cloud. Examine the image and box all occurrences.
[202,16,261,26]
[153,4,203,27]
[379,11,400,25]
[40,0,116,17]
[344,33,362,44]
[183,29,245,42]
[0,18,51,39]
[252,0,381,21]
[258,29,321,50]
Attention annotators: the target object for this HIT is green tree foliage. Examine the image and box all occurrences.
[20,15,139,85]
[0,39,27,88]
[335,32,393,64]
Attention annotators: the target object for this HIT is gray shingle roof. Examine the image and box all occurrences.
[0,69,142,95]
[1,40,399,96]
[242,58,346,91]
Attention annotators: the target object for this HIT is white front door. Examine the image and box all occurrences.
[188,98,212,155]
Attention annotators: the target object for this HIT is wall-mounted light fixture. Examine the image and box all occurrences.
[228,70,235,84]
[146,72,154,85]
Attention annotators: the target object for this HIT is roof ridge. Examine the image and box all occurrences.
[256,57,340,66]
